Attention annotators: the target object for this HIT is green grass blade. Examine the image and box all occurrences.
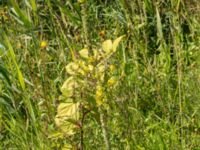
[3,32,25,90]
[156,6,163,40]
[10,0,32,27]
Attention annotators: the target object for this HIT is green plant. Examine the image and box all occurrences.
[54,36,124,149]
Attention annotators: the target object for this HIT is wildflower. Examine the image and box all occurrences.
[40,41,47,49]
[95,85,104,106]
[107,76,117,87]
[102,39,112,53]
[109,65,116,72]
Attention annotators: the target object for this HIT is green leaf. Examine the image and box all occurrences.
[10,0,32,27]
[0,64,11,85]
[112,35,124,52]
[30,0,37,12]
[16,66,25,90]
[3,33,25,90]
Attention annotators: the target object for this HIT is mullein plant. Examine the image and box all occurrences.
[54,36,124,149]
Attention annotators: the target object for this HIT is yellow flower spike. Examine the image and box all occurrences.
[88,64,94,72]
[79,48,89,59]
[88,56,95,63]
[107,76,117,87]
[78,69,85,76]
[40,41,47,49]
[109,65,116,72]
[95,85,104,106]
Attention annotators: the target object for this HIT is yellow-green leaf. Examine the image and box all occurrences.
[56,102,79,119]
[107,76,117,87]
[112,35,124,52]
[62,144,73,150]
[79,48,89,59]
[65,62,79,75]
[61,77,79,97]
[16,66,25,90]
[102,39,112,53]
[97,64,105,73]
[3,32,25,90]
[156,7,163,40]
[55,102,79,135]
[95,85,104,106]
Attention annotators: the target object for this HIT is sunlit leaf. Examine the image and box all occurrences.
[102,39,112,53]
[97,65,105,73]
[107,76,117,87]
[55,102,79,135]
[16,66,25,90]
[65,62,79,75]
[62,144,73,150]
[112,35,124,52]
[61,77,79,98]
[30,0,37,12]
[48,131,64,139]
[79,48,89,59]
[95,85,103,106]
[56,103,78,117]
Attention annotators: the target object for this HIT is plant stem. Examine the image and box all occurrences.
[100,109,110,150]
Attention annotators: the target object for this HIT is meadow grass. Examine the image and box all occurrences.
[1,0,200,149]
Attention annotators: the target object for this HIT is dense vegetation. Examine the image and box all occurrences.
[1,0,200,149]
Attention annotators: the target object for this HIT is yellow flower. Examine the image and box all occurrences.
[40,41,47,49]
[107,76,117,87]
[109,65,116,72]
[95,85,103,106]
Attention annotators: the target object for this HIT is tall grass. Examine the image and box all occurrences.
[1,0,200,149]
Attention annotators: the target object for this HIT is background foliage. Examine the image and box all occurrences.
[1,0,200,149]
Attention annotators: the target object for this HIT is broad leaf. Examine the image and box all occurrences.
[61,77,79,98]
[79,48,89,59]
[65,62,79,75]
[102,39,112,53]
